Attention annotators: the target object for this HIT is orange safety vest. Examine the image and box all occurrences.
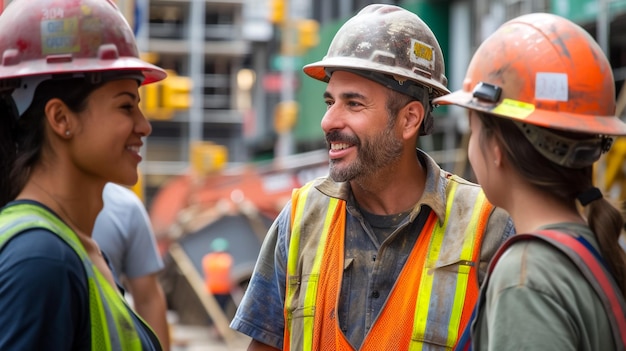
[284,177,493,351]
[202,251,233,295]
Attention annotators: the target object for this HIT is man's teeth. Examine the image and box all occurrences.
[331,143,350,151]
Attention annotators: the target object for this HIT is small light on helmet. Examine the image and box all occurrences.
[472,82,502,103]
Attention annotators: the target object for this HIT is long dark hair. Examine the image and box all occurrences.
[0,78,103,206]
[477,112,626,297]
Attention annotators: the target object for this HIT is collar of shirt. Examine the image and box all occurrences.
[314,148,448,225]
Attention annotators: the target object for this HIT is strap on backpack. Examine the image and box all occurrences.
[454,230,626,351]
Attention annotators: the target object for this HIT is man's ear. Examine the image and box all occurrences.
[401,100,425,140]
[44,98,72,138]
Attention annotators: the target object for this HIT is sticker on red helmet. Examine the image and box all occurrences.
[41,17,80,55]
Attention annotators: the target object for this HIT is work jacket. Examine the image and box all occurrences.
[284,175,493,351]
[0,202,148,350]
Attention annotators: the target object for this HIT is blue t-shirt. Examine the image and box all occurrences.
[0,223,160,349]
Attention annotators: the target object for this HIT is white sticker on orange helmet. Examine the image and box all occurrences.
[535,72,568,101]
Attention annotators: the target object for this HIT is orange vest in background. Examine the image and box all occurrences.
[202,251,233,295]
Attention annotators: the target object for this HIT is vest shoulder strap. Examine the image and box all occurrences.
[489,230,626,350]
[0,203,85,257]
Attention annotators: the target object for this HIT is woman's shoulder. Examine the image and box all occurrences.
[0,228,84,275]
[489,236,595,297]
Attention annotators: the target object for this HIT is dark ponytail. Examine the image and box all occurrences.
[585,197,626,294]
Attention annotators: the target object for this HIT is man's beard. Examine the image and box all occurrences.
[327,123,402,182]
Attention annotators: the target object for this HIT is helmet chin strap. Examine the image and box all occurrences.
[11,74,50,118]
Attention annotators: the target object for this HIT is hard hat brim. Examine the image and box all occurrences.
[303,57,450,97]
[0,57,167,85]
[435,90,626,136]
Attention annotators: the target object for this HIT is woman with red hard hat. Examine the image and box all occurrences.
[0,0,167,349]
[434,13,626,351]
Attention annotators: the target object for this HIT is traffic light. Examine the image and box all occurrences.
[274,100,299,133]
[162,69,192,109]
[139,68,192,120]
[297,19,319,52]
[602,136,626,201]
[269,0,286,24]
[190,141,228,177]
[130,169,145,202]
[139,81,173,120]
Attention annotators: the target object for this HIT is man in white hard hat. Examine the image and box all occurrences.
[230,4,514,350]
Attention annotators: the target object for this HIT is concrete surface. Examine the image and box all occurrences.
[169,312,251,351]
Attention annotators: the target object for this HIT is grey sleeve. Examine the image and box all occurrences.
[478,207,515,284]
[123,196,164,278]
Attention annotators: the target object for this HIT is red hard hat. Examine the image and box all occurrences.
[0,0,166,85]
[434,13,626,136]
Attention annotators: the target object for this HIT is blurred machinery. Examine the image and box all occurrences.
[599,81,626,203]
[150,146,328,331]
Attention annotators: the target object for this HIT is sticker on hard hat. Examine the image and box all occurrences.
[410,39,435,70]
[41,17,80,55]
[535,72,568,102]
[492,98,535,119]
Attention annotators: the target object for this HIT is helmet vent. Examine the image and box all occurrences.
[97,44,120,60]
[2,49,20,66]
[370,50,396,67]
[46,54,73,64]
[413,67,432,79]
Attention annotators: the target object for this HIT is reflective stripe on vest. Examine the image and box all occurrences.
[0,203,143,351]
[284,178,492,351]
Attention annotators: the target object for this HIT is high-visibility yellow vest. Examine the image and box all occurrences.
[284,176,493,351]
[0,203,150,350]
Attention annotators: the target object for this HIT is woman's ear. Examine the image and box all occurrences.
[493,140,503,167]
[401,100,425,140]
[44,98,72,139]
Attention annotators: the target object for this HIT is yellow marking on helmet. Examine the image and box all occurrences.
[492,98,535,119]
[413,41,433,62]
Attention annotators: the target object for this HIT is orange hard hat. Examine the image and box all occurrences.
[434,13,626,136]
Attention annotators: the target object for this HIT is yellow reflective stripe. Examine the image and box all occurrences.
[302,197,340,351]
[0,204,143,351]
[287,183,312,278]
[285,183,312,340]
[410,182,458,351]
[446,190,485,347]
[89,276,113,350]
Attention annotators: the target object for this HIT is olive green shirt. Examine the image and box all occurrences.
[473,223,616,350]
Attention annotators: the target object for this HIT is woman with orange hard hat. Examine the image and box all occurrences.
[0,0,167,349]
[434,13,626,350]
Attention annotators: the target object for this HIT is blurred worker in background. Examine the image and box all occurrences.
[434,13,626,350]
[201,237,234,313]
[94,182,171,351]
[0,0,167,349]
[230,4,514,350]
